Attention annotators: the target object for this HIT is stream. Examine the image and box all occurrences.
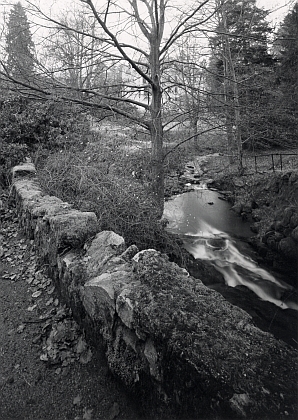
[164,185,298,346]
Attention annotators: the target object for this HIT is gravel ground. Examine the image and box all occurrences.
[0,190,142,420]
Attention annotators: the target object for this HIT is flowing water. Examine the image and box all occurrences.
[164,186,298,311]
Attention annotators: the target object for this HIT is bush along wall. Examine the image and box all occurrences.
[11,162,298,420]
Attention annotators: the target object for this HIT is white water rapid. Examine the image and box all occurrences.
[164,190,298,311]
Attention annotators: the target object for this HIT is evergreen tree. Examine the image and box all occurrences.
[208,0,277,150]
[6,2,35,81]
[275,3,298,114]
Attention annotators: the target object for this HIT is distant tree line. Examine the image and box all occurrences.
[0,1,297,202]
[207,0,298,153]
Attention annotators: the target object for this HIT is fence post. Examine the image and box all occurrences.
[271,154,275,172]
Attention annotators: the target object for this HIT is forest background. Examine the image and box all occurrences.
[0,0,297,254]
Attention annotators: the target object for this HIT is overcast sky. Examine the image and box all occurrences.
[256,0,295,23]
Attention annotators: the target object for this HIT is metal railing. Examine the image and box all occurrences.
[246,153,298,173]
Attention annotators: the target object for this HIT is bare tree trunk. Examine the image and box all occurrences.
[232,78,243,174]
[221,2,243,172]
[222,46,234,162]
[149,38,164,216]
[150,103,164,216]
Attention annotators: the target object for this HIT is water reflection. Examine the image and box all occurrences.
[164,188,252,238]
[164,190,298,310]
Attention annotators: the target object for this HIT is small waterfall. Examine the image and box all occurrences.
[164,190,298,311]
[183,230,297,310]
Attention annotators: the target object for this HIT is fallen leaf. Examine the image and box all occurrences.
[55,368,62,375]
[40,354,48,362]
[79,348,92,365]
[41,324,52,338]
[46,298,54,306]
[17,324,25,333]
[27,276,34,284]
[75,336,87,354]
[108,402,120,420]
[47,286,55,295]
[83,408,93,420]
[32,290,42,298]
[32,335,41,344]
[55,308,66,319]
[73,394,82,406]
[27,304,37,312]
[54,298,59,306]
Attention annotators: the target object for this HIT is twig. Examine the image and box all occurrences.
[23,317,51,324]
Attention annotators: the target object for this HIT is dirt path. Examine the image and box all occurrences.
[0,190,142,420]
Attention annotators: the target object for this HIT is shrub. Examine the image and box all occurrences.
[0,96,90,151]
[38,149,184,261]
[0,141,28,187]
[0,96,92,184]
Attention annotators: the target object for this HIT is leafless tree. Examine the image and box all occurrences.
[0,0,217,213]
[163,36,210,147]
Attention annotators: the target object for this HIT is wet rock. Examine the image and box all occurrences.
[231,203,242,215]
[278,237,297,260]
[283,227,292,237]
[290,212,298,229]
[274,232,284,242]
[262,230,275,244]
[233,178,245,187]
[267,235,277,250]
[274,220,285,232]
[250,222,260,233]
[242,202,252,213]
[291,226,298,243]
[282,206,296,225]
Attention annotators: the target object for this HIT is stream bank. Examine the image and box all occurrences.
[164,157,298,348]
[211,170,298,284]
[166,154,298,283]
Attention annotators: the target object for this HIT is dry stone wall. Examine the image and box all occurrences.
[11,162,298,420]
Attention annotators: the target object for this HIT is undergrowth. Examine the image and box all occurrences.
[38,147,185,264]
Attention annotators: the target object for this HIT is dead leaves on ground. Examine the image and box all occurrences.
[0,201,92,375]
[39,314,92,371]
